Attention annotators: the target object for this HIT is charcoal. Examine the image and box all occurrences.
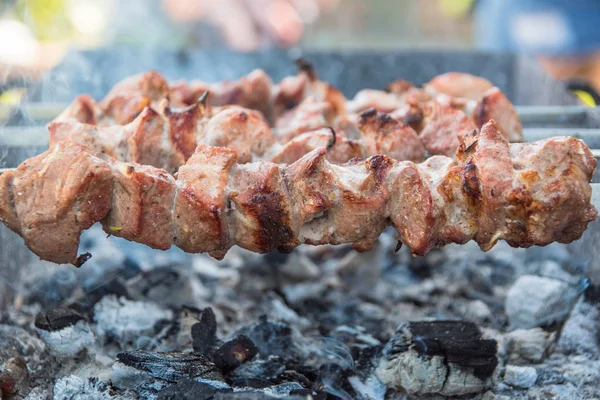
[213,392,308,400]
[34,307,86,332]
[214,335,258,372]
[535,369,567,386]
[504,328,556,363]
[84,278,130,307]
[556,301,600,356]
[0,357,28,398]
[376,320,498,396]
[192,307,219,355]
[22,267,81,307]
[505,275,588,330]
[228,358,286,387]
[115,351,224,382]
[313,363,355,399]
[93,295,173,345]
[0,325,47,369]
[156,379,218,400]
[53,375,130,400]
[504,365,538,389]
[121,256,143,279]
[237,316,299,358]
[264,382,307,396]
[127,267,196,307]
[316,301,387,340]
[36,319,96,356]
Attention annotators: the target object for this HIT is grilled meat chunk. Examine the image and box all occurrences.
[2,143,113,265]
[170,69,274,123]
[426,72,494,101]
[419,102,479,157]
[1,120,595,266]
[49,106,428,171]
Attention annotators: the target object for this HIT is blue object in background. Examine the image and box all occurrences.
[474,0,600,56]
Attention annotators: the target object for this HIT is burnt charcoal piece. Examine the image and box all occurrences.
[192,307,219,355]
[116,351,223,382]
[214,335,258,372]
[156,378,219,400]
[122,256,143,279]
[377,320,498,396]
[584,283,600,303]
[34,307,86,332]
[228,358,286,388]
[129,267,181,297]
[213,392,308,400]
[0,357,28,398]
[237,316,298,358]
[385,321,497,380]
[84,278,129,307]
[313,363,355,399]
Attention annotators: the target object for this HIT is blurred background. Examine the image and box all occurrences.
[0,0,600,103]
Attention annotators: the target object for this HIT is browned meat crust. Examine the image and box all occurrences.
[49,102,428,173]
[55,68,523,156]
[1,120,595,266]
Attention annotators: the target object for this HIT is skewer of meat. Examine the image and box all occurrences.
[55,63,523,154]
[49,99,427,174]
[0,120,595,266]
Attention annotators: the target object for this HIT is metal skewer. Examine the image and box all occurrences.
[0,167,598,209]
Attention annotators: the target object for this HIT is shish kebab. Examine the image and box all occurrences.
[0,120,597,267]
[39,67,521,173]
[52,63,524,157]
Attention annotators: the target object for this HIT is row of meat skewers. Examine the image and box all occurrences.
[0,62,596,266]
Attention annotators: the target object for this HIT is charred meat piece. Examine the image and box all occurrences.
[48,106,428,171]
[100,71,170,125]
[0,120,596,266]
[1,142,113,265]
[473,87,524,143]
[358,109,426,162]
[275,97,333,142]
[272,59,345,121]
[419,102,479,157]
[426,72,495,101]
[170,69,274,124]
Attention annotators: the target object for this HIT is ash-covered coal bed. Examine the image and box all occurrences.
[1,226,599,400]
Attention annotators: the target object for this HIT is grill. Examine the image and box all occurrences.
[1,49,599,400]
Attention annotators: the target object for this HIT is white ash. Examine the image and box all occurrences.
[504,328,556,363]
[281,281,328,304]
[53,375,134,400]
[260,293,310,328]
[125,266,201,308]
[348,374,387,400]
[530,260,577,283]
[459,299,494,323]
[36,320,96,356]
[1,229,599,398]
[110,362,169,395]
[557,301,600,356]
[376,348,493,396]
[93,295,173,345]
[503,365,537,389]
[278,252,321,281]
[505,275,583,329]
[24,386,51,400]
